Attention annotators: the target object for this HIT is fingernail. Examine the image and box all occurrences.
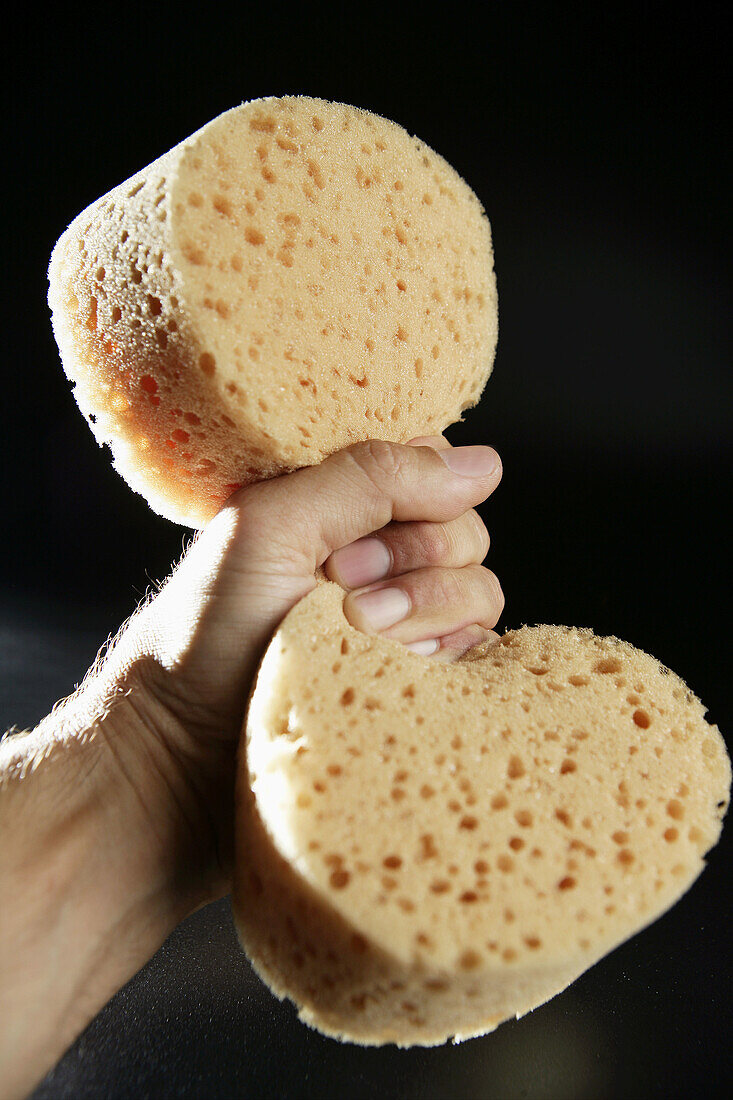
[350,586,410,632]
[405,638,440,655]
[440,446,500,477]
[330,537,392,588]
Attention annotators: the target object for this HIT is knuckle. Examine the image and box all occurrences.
[416,522,452,566]
[465,565,504,624]
[427,567,466,609]
[471,511,491,559]
[484,567,505,616]
[348,439,407,487]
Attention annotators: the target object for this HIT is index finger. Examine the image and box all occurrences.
[241,438,502,566]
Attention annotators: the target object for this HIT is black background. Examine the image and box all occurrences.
[2,4,731,1098]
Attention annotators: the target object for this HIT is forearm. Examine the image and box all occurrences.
[0,677,197,1099]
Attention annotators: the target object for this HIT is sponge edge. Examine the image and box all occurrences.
[48,96,498,528]
[232,582,730,1046]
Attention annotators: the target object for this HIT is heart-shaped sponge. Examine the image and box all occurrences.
[233,581,730,1045]
[48,96,497,528]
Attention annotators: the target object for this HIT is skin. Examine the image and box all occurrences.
[0,435,503,1099]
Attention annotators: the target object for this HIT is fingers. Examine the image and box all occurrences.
[325,510,489,589]
[239,437,501,568]
[343,563,505,648]
[314,434,502,661]
[324,434,490,588]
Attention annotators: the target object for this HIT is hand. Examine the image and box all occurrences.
[114,435,504,905]
[0,436,502,1097]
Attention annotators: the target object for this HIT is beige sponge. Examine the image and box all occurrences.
[232,581,730,1046]
[48,96,497,528]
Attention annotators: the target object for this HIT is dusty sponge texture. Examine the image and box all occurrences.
[233,582,730,1046]
[48,96,497,528]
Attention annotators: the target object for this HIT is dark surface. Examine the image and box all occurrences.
[2,6,731,1099]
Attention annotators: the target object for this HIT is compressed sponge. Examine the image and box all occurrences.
[48,96,497,528]
[232,581,731,1046]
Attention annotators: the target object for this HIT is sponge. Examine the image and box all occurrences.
[232,581,730,1045]
[47,97,729,1046]
[48,96,497,528]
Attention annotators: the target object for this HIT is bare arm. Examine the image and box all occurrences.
[0,670,208,1099]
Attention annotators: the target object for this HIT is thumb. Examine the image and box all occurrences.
[235,438,501,573]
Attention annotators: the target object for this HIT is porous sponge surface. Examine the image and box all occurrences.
[233,582,730,1045]
[48,97,497,527]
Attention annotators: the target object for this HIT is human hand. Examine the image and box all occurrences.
[0,436,502,1096]
[91,435,504,909]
